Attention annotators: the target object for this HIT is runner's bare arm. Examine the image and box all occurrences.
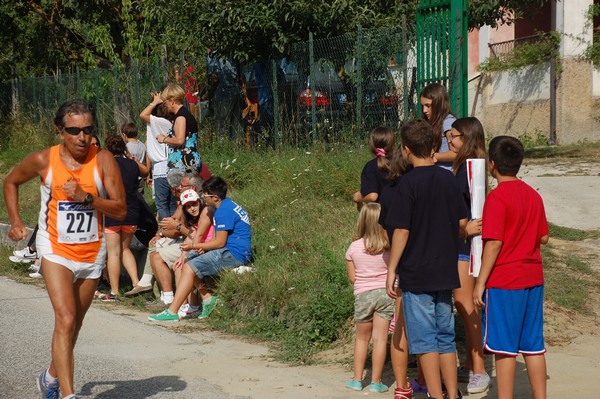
[3,150,50,241]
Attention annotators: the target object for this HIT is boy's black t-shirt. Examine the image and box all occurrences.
[360,157,391,199]
[385,165,468,291]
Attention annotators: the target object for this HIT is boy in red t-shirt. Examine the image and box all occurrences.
[474,136,549,399]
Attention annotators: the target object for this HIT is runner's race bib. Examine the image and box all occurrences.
[57,201,99,244]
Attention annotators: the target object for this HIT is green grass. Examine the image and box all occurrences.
[549,223,600,241]
[524,141,600,161]
[543,245,599,312]
[564,256,594,275]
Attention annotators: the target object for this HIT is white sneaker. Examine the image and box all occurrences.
[177,303,190,317]
[9,255,33,264]
[467,373,491,394]
[178,304,200,318]
[29,272,43,279]
[13,247,37,260]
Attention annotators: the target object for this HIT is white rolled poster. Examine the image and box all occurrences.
[466,158,486,277]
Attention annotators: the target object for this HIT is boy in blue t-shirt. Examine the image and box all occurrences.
[149,176,252,321]
[385,119,468,399]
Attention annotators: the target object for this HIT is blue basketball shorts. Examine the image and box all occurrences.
[482,284,546,356]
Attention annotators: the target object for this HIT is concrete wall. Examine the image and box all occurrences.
[557,59,600,143]
[471,63,551,139]
[471,58,600,144]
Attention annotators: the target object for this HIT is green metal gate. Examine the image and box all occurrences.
[416,0,468,117]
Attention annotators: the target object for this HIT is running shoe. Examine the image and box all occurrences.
[36,371,60,399]
[97,293,117,302]
[467,373,491,394]
[369,381,389,393]
[9,255,34,264]
[29,272,43,279]
[148,309,179,321]
[345,380,362,391]
[13,246,37,260]
[197,296,218,319]
[178,304,201,318]
[394,382,413,399]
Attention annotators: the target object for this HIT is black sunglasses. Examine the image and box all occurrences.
[62,126,95,135]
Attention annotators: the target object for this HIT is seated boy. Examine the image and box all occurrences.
[473,136,549,399]
[149,176,252,321]
[385,119,468,399]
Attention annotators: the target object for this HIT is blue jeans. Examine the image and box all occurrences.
[402,290,455,354]
[154,177,176,220]
[186,248,244,279]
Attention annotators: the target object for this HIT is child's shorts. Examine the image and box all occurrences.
[354,288,395,323]
[105,225,137,234]
[402,290,455,354]
[482,285,546,356]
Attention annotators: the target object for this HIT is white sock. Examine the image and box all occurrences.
[202,296,213,305]
[63,395,77,399]
[162,291,174,304]
[138,274,153,286]
[44,369,58,386]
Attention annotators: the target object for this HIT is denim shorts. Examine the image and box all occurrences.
[402,290,455,354]
[186,248,244,279]
[354,288,395,323]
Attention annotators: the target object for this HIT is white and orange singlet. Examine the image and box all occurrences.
[37,144,107,264]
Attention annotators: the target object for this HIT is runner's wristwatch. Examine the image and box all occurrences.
[84,193,94,204]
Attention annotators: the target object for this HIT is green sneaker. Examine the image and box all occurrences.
[198,296,218,319]
[148,309,179,321]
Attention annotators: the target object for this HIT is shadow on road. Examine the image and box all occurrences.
[79,375,186,398]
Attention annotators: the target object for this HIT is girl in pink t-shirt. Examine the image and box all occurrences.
[345,202,395,393]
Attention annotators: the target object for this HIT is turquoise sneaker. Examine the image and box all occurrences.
[345,380,363,391]
[36,371,60,399]
[369,381,389,393]
[197,296,218,319]
[148,309,179,321]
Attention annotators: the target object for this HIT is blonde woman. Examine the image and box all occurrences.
[345,202,394,393]
[155,83,202,172]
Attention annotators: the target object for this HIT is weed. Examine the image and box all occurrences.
[564,256,594,275]
[549,223,600,241]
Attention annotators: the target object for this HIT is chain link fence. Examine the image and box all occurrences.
[0,24,417,147]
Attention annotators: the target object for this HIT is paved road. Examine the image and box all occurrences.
[0,276,354,399]
[0,277,242,399]
[520,162,600,230]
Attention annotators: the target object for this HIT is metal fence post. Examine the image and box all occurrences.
[113,63,119,115]
[32,77,38,123]
[76,66,80,98]
[133,59,140,116]
[355,25,363,134]
[272,59,279,148]
[43,73,49,112]
[309,32,316,143]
